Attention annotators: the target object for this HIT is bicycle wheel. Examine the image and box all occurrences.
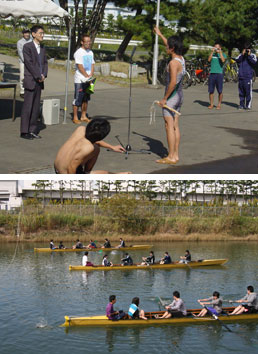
[182,71,191,89]
[157,59,168,86]
[252,70,256,83]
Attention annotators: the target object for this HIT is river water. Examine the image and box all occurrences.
[0,241,258,354]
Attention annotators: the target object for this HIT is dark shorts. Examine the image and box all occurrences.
[243,305,257,313]
[168,309,186,318]
[207,307,219,316]
[208,73,224,94]
[73,83,91,107]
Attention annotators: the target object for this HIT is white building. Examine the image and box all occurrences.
[0,180,257,210]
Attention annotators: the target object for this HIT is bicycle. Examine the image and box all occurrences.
[224,58,238,82]
[157,57,191,89]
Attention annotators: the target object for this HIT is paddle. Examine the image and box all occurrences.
[199,302,232,332]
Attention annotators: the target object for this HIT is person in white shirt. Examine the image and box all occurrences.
[82,251,94,266]
[17,29,32,97]
[73,35,95,124]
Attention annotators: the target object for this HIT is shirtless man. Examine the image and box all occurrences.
[54,118,128,174]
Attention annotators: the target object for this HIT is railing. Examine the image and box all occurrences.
[43,34,142,47]
[15,204,258,217]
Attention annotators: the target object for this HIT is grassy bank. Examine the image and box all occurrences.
[1,212,258,242]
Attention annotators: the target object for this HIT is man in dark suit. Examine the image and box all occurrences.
[20,25,48,140]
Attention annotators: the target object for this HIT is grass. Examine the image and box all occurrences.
[1,212,258,242]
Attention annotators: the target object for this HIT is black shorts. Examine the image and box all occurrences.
[243,305,257,313]
[168,309,185,317]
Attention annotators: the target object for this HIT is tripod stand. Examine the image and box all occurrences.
[115,46,151,159]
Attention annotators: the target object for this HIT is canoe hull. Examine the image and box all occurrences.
[34,245,153,253]
[61,310,258,327]
[69,259,228,271]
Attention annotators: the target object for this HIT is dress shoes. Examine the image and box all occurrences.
[30,132,41,139]
[20,133,33,140]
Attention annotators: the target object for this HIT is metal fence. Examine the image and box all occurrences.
[14,204,258,218]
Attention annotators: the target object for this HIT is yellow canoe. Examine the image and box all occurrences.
[69,259,228,271]
[61,307,258,327]
[34,244,153,253]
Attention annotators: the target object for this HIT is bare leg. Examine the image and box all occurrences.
[73,105,81,123]
[217,93,223,109]
[81,102,91,122]
[174,114,180,162]
[231,305,245,315]
[196,308,207,317]
[208,93,214,109]
[139,309,147,320]
[156,115,177,163]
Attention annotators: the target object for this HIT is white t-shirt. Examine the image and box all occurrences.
[74,47,95,83]
[82,255,88,266]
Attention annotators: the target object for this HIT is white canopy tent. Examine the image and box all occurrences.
[0,0,72,123]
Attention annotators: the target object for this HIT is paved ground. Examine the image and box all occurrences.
[1,53,258,174]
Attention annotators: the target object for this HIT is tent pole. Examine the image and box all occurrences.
[63,19,72,124]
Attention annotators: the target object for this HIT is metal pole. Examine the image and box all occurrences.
[152,0,161,86]
[63,20,73,124]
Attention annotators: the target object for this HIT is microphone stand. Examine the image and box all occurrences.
[116,46,151,159]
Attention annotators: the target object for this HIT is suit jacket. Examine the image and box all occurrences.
[23,41,48,90]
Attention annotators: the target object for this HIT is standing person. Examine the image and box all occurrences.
[194,291,223,317]
[73,34,95,124]
[207,43,227,110]
[155,291,187,318]
[154,26,185,165]
[17,29,31,98]
[235,44,257,110]
[20,25,48,140]
[230,285,258,314]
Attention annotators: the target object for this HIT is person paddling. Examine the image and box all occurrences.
[155,291,187,318]
[49,239,57,250]
[102,238,111,248]
[106,295,126,320]
[121,253,133,266]
[82,251,94,266]
[141,251,155,265]
[117,238,125,248]
[102,254,113,267]
[230,285,258,314]
[194,291,222,317]
[128,297,147,320]
[160,252,172,264]
[179,250,191,263]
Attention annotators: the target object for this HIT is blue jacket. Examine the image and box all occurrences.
[235,52,257,80]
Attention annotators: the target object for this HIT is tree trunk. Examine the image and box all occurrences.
[116,31,134,61]
[115,8,142,61]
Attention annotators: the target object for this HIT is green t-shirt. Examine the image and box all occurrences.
[210,52,227,74]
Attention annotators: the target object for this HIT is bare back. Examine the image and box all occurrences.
[54,126,94,174]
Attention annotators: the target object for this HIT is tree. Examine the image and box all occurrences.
[58,0,109,57]
[114,0,178,61]
[177,0,258,57]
